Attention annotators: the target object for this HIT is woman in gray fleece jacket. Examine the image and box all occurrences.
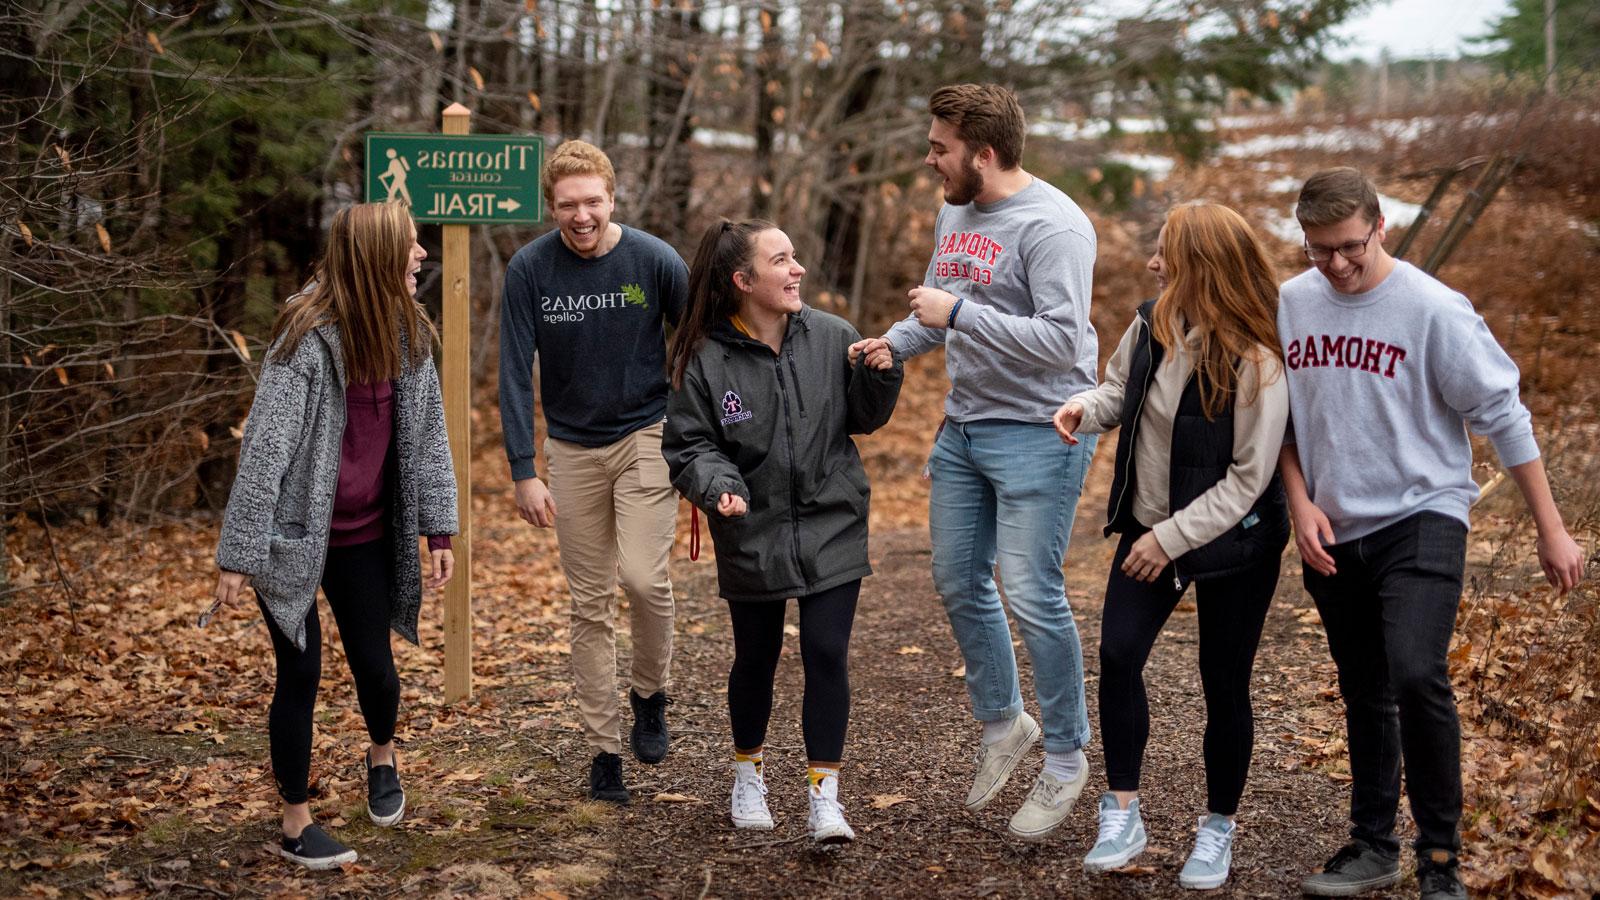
[212,201,458,870]
[663,219,901,845]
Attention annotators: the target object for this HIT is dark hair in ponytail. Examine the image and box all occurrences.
[668,218,777,388]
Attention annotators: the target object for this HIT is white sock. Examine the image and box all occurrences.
[981,718,1014,746]
[1043,749,1084,781]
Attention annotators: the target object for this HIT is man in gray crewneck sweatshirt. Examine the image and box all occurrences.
[853,83,1099,840]
[1281,168,1584,900]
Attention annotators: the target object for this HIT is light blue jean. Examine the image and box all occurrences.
[928,419,1097,753]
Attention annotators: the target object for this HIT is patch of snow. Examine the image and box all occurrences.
[694,129,757,150]
[1220,127,1390,158]
[612,128,780,151]
[1031,116,1211,142]
[1216,114,1277,129]
[1380,193,1423,230]
[1266,176,1302,194]
[1260,208,1304,244]
[1030,119,1111,141]
[1105,152,1176,181]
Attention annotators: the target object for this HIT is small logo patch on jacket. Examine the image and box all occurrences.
[720,390,753,426]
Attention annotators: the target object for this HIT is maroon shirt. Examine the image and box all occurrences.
[329,380,450,552]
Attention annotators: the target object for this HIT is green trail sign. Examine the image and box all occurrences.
[364,133,543,224]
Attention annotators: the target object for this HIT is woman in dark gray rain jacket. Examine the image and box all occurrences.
[663,219,901,845]
[211,201,457,870]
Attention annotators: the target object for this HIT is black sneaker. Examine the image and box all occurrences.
[1417,850,1466,900]
[588,751,630,804]
[629,690,672,765]
[1302,839,1403,896]
[366,750,405,826]
[274,823,357,870]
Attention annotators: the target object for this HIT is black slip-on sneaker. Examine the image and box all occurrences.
[274,823,357,871]
[366,750,405,826]
[1301,840,1402,896]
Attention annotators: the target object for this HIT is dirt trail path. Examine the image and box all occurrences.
[588,444,1412,899]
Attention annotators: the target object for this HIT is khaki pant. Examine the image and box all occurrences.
[545,421,676,754]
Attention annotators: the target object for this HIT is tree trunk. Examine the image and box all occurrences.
[818,56,882,301]
[194,125,263,510]
[640,4,701,248]
[750,3,780,219]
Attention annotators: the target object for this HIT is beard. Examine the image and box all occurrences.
[942,150,984,206]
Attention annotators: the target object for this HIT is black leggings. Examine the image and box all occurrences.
[260,538,399,804]
[1098,529,1278,816]
[727,579,860,762]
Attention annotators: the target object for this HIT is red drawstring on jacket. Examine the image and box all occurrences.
[689,505,701,561]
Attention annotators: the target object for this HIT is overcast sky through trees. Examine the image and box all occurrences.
[1329,0,1511,61]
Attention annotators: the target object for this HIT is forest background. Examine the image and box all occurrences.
[2,0,1599,896]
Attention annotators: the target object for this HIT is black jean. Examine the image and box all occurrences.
[260,538,399,804]
[1303,511,1467,856]
[1098,528,1280,815]
[726,579,860,762]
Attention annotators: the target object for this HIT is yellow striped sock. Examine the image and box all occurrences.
[735,749,763,772]
[807,766,839,789]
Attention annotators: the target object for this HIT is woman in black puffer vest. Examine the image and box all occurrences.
[1053,201,1289,890]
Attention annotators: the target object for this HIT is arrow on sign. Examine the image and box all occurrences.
[497,197,521,213]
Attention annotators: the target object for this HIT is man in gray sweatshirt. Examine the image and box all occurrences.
[1281,168,1584,900]
[853,83,1099,840]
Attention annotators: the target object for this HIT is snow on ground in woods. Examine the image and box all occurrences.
[1105,151,1176,181]
[1029,114,1279,141]
[1038,116,1435,246]
[612,128,768,151]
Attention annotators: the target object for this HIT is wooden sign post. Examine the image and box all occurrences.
[365,114,541,703]
[440,102,473,702]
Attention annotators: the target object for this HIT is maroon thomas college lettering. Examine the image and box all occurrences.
[1286,334,1408,379]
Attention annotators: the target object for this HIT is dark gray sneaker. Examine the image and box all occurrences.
[1302,840,1403,896]
[366,751,405,826]
[629,690,671,765]
[588,751,630,804]
[274,823,357,871]
[1417,851,1466,900]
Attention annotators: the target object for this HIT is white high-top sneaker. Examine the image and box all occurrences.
[806,774,855,844]
[730,760,774,830]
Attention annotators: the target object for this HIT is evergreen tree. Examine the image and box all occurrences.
[1474,0,1600,78]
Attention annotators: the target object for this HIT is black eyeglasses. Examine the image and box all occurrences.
[1304,225,1377,262]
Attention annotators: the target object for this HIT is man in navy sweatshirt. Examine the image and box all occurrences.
[498,141,688,804]
[1280,168,1584,900]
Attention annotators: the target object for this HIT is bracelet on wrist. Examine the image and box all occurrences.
[948,297,965,329]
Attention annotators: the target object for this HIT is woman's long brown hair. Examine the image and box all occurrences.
[668,218,777,389]
[1150,201,1283,419]
[268,201,438,385]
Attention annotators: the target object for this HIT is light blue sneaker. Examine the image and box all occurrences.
[1083,793,1146,873]
[1178,813,1235,890]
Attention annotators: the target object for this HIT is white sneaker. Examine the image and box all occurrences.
[966,712,1041,811]
[1007,764,1089,840]
[730,761,773,830]
[806,775,855,844]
